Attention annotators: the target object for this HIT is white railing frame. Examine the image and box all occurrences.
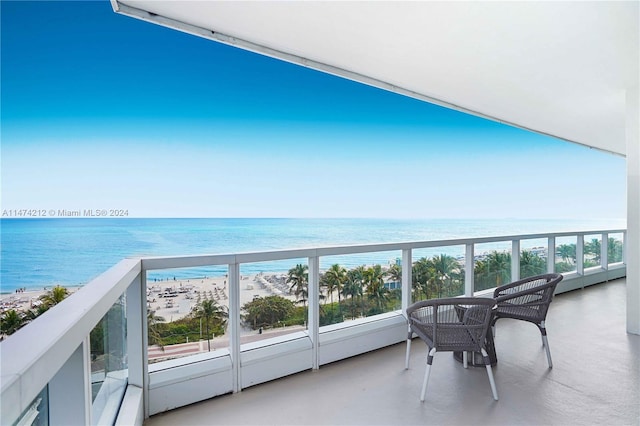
[0,229,626,425]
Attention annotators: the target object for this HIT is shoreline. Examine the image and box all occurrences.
[147,273,296,322]
[0,273,297,323]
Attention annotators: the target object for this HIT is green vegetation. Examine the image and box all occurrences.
[1,285,70,336]
[241,295,296,329]
[413,254,464,299]
[147,297,228,347]
[6,237,625,344]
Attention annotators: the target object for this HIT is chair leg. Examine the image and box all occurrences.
[405,324,412,369]
[463,351,468,369]
[481,348,499,401]
[420,347,436,402]
[540,321,553,368]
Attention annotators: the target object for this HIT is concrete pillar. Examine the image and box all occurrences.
[308,256,320,370]
[511,240,520,282]
[48,340,91,425]
[465,244,474,296]
[627,86,640,334]
[401,249,412,312]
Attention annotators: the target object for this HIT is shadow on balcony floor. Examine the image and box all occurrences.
[145,278,639,425]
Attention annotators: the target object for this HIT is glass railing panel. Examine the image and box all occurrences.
[240,259,307,344]
[608,233,624,264]
[13,385,48,426]
[474,242,511,292]
[411,246,465,302]
[91,294,127,425]
[520,238,548,279]
[319,251,401,327]
[554,236,577,274]
[146,266,230,361]
[583,234,602,269]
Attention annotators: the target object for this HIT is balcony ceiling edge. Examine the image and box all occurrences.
[111,1,638,157]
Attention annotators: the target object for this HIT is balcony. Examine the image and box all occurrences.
[146,278,638,425]
[1,229,636,425]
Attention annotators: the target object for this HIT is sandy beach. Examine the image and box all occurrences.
[0,287,80,313]
[1,273,296,322]
[146,272,296,322]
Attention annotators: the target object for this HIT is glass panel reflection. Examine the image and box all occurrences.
[146,267,229,362]
[583,234,602,268]
[555,236,577,274]
[474,242,511,292]
[411,246,465,302]
[91,295,127,425]
[13,386,48,426]
[241,260,306,344]
[520,238,548,279]
[608,233,624,264]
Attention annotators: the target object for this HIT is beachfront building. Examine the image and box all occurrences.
[1,2,638,425]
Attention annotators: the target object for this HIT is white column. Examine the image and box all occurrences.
[308,255,320,370]
[48,339,91,425]
[401,249,412,312]
[511,240,520,282]
[465,244,474,296]
[547,237,556,273]
[228,262,241,391]
[126,271,147,416]
[627,85,640,334]
[576,235,584,277]
[601,233,608,271]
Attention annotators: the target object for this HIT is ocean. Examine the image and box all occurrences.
[0,218,625,293]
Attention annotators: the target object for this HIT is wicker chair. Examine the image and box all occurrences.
[405,297,498,401]
[491,273,563,368]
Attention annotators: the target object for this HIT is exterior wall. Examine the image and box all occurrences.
[627,86,640,334]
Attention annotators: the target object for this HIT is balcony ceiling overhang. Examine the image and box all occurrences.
[112,1,639,156]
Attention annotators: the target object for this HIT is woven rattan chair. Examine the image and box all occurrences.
[405,297,498,401]
[491,273,563,368]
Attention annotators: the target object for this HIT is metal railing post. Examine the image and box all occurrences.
[547,237,556,273]
[511,239,520,282]
[601,233,609,270]
[465,243,474,296]
[229,262,241,392]
[401,249,412,314]
[308,255,320,370]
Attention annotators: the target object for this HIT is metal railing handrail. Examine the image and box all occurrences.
[140,228,626,270]
[0,228,626,424]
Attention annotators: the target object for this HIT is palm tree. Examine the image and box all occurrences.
[386,263,402,287]
[608,237,623,263]
[486,251,511,287]
[1,309,25,336]
[412,257,434,300]
[520,250,547,278]
[556,244,576,264]
[343,267,364,319]
[363,265,388,314]
[287,264,309,308]
[323,264,347,308]
[430,254,460,297]
[585,238,601,263]
[475,251,511,291]
[195,299,227,351]
[147,310,166,348]
[40,285,69,308]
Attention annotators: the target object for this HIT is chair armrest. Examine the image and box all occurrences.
[493,273,563,300]
[494,282,556,304]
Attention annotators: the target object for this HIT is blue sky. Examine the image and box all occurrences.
[1,1,626,220]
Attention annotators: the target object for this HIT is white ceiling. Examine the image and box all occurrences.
[113,1,639,156]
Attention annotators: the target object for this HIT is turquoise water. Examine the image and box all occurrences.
[0,218,624,292]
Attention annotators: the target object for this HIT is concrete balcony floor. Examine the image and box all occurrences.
[146,278,639,425]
